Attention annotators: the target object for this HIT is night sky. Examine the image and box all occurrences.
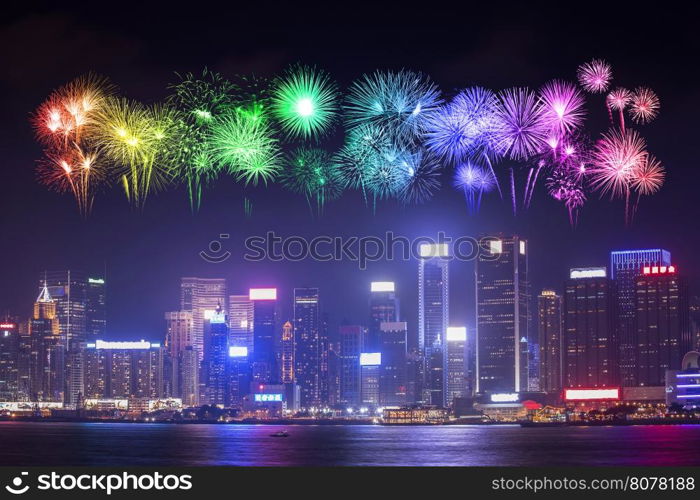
[1,4,698,347]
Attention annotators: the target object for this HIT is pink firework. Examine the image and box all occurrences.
[630,154,664,195]
[629,87,660,124]
[590,128,647,199]
[606,87,632,111]
[577,59,612,93]
[539,80,586,135]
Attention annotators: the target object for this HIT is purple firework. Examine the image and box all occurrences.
[539,80,586,135]
[493,87,548,160]
[577,59,612,93]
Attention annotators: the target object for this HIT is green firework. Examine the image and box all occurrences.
[271,65,339,140]
[209,111,281,186]
[282,147,342,214]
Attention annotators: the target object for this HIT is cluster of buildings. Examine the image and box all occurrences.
[0,241,698,421]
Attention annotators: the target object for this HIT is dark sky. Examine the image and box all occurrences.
[1,4,698,346]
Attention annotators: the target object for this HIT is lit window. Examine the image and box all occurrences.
[490,240,502,254]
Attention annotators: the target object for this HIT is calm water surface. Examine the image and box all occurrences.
[1,422,699,466]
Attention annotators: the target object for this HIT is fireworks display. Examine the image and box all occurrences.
[31,59,665,225]
[271,65,339,140]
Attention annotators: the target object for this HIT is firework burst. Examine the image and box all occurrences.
[590,128,647,198]
[631,154,664,196]
[395,149,442,204]
[546,168,586,226]
[209,111,281,186]
[493,87,548,160]
[344,70,441,145]
[423,87,500,163]
[539,80,586,135]
[282,147,342,214]
[167,69,235,124]
[453,162,496,213]
[576,59,612,93]
[271,65,339,140]
[629,87,660,124]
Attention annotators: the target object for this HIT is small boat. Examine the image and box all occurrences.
[270,430,289,437]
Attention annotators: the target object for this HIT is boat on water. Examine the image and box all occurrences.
[270,430,289,437]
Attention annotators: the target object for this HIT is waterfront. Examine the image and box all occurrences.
[2,422,700,466]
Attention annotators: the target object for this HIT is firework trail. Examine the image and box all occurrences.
[577,59,612,93]
[453,162,496,214]
[344,70,441,145]
[208,110,281,186]
[271,65,339,140]
[606,87,633,132]
[33,74,112,215]
[282,147,342,215]
[546,168,587,226]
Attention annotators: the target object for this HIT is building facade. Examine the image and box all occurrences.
[538,290,563,393]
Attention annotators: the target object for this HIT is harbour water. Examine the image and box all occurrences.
[2,422,700,466]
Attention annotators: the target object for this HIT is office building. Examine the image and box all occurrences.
[85,277,107,339]
[368,282,399,351]
[538,290,563,393]
[250,288,277,384]
[360,352,381,406]
[446,326,467,405]
[294,288,320,407]
[610,249,671,386]
[180,277,227,360]
[635,264,690,386]
[379,321,407,406]
[564,267,617,388]
[281,321,294,384]
[202,305,228,405]
[0,320,19,401]
[228,294,253,355]
[418,243,449,407]
[475,236,530,394]
[339,325,364,405]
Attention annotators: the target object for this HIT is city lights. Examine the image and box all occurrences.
[491,393,519,403]
[228,346,248,358]
[563,388,621,401]
[370,281,395,292]
[419,243,449,258]
[94,340,152,350]
[360,352,381,366]
[569,267,607,279]
[249,288,277,300]
[446,326,467,342]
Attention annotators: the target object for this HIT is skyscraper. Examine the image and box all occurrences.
[445,326,467,405]
[610,249,671,386]
[43,270,87,347]
[202,305,228,405]
[30,283,63,402]
[339,325,364,406]
[564,267,617,388]
[418,243,449,407]
[634,264,690,386]
[379,321,407,406]
[281,321,294,384]
[368,282,399,352]
[85,277,106,339]
[180,278,227,360]
[294,288,320,408]
[250,288,277,384]
[0,320,19,401]
[228,294,253,355]
[164,311,193,400]
[538,290,563,393]
[360,352,381,406]
[475,236,529,394]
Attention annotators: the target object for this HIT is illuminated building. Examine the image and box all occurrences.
[202,304,228,405]
[243,383,289,416]
[227,345,250,408]
[418,243,449,407]
[339,325,364,405]
[475,236,530,394]
[0,320,19,401]
[538,290,563,393]
[294,287,320,407]
[368,281,399,352]
[30,283,64,402]
[86,277,106,339]
[634,265,690,386]
[180,277,227,360]
[446,327,467,405]
[610,249,671,386]
[360,352,381,406]
[228,294,253,356]
[83,340,164,400]
[666,351,700,407]
[406,347,425,405]
[164,311,193,400]
[42,270,87,347]
[250,288,277,384]
[281,321,294,384]
[564,267,618,388]
[527,341,540,391]
[382,407,449,424]
[379,322,407,406]
[319,312,330,405]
